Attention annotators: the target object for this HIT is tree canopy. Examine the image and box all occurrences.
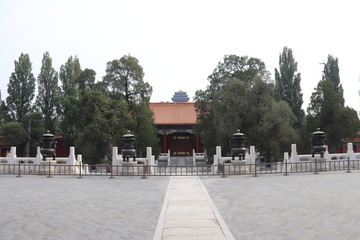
[275,47,304,127]
[195,55,296,161]
[307,55,359,152]
[36,51,60,133]
[6,53,36,122]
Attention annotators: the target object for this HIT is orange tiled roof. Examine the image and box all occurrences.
[149,102,197,125]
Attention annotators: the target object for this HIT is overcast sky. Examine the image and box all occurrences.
[1,0,359,112]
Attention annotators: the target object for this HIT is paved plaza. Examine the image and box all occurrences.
[1,171,360,239]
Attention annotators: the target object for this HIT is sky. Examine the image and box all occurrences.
[1,0,360,113]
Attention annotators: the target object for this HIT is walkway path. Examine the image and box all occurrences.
[153,176,235,240]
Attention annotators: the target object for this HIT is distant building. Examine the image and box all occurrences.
[149,91,203,156]
[171,90,190,102]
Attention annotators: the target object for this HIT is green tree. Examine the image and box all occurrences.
[22,112,45,156]
[35,52,60,133]
[59,56,82,98]
[275,47,304,126]
[0,122,26,149]
[133,103,159,157]
[322,55,343,94]
[0,92,9,122]
[212,77,296,160]
[307,56,359,152]
[75,89,131,164]
[58,56,82,146]
[207,55,267,94]
[103,55,152,107]
[194,55,269,159]
[6,53,36,122]
[78,68,96,94]
[103,55,157,157]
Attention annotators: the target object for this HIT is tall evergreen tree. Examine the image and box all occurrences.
[35,52,60,133]
[103,55,152,108]
[75,89,131,164]
[322,54,343,94]
[275,46,304,126]
[307,55,359,152]
[6,53,36,122]
[58,56,82,146]
[78,68,96,94]
[194,55,270,160]
[0,92,9,122]
[103,55,158,157]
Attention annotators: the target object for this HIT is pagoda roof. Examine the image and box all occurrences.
[149,102,197,125]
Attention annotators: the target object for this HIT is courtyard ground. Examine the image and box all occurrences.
[1,171,360,239]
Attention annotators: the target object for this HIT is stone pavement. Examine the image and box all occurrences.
[2,172,360,239]
[0,175,170,240]
[153,176,234,240]
[200,172,360,240]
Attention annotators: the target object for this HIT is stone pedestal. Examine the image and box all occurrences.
[38,160,57,175]
[114,162,145,175]
[223,160,248,174]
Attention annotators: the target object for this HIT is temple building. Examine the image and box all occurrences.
[149,91,203,156]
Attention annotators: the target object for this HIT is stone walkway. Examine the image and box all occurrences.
[153,176,234,240]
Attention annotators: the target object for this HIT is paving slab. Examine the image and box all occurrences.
[0,175,170,240]
[200,172,360,240]
[153,176,234,240]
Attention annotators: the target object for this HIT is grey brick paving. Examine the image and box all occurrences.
[2,172,360,240]
[200,172,360,240]
[0,176,170,240]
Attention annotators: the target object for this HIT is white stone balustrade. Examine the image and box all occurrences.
[0,146,85,174]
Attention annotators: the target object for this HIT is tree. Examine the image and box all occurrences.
[322,55,343,94]
[58,56,82,146]
[0,92,9,122]
[6,53,36,122]
[206,55,268,94]
[0,122,26,149]
[275,47,304,126]
[22,112,45,156]
[78,68,96,94]
[103,54,152,107]
[132,103,159,157]
[59,56,82,98]
[103,55,157,158]
[307,55,359,152]
[194,55,269,159]
[212,77,296,160]
[35,52,60,133]
[75,89,131,164]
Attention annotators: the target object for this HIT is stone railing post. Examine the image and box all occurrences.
[68,146,76,165]
[112,147,119,166]
[291,144,298,162]
[347,142,355,160]
[9,146,17,164]
[249,146,256,165]
[146,147,153,165]
[167,149,170,166]
[35,147,42,164]
[283,152,289,173]
[216,146,222,164]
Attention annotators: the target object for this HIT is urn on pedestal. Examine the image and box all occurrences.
[311,128,327,158]
[121,131,137,162]
[231,129,246,160]
[40,130,57,161]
